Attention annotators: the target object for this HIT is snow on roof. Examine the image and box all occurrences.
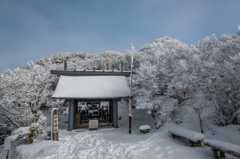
[52,76,130,99]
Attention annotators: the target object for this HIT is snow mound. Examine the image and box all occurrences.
[139,125,150,130]
[168,127,205,142]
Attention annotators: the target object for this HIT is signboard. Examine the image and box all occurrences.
[4,138,12,151]
[51,108,59,141]
[53,115,58,133]
[86,102,101,108]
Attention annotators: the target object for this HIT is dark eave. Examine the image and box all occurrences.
[57,98,124,102]
[50,70,134,77]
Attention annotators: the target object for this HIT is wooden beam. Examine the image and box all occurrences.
[63,98,123,102]
[50,70,134,77]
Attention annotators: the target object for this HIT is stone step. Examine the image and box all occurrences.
[74,123,113,129]
[81,120,109,123]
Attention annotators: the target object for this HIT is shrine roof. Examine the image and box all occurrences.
[52,76,130,99]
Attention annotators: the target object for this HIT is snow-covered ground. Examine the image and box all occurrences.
[1,103,240,159]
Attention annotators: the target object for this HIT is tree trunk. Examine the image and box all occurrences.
[198,113,204,134]
[27,133,34,144]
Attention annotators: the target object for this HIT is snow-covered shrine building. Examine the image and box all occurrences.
[50,62,131,131]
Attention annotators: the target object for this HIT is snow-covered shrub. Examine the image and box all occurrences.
[7,127,31,144]
[232,110,240,124]
[6,111,47,144]
[46,99,65,115]
[170,107,183,124]
[212,109,232,126]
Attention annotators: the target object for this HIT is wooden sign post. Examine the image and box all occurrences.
[4,138,12,159]
[51,108,59,141]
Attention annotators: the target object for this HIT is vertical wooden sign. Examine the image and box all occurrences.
[51,108,59,141]
[4,138,12,151]
[4,138,12,159]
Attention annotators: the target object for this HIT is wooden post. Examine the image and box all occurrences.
[129,98,132,134]
[189,141,194,147]
[220,151,225,159]
[212,148,219,158]
[76,113,81,124]
[6,150,9,159]
[51,108,59,141]
[129,115,132,133]
[197,141,201,147]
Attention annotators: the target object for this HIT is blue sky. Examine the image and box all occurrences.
[0,0,240,73]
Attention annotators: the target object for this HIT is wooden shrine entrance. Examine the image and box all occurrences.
[76,102,110,127]
[67,98,120,131]
[50,62,132,131]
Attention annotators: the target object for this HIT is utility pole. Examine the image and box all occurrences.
[129,44,134,134]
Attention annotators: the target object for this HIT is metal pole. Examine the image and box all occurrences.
[129,44,134,134]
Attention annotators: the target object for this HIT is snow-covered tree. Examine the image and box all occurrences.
[191,31,240,126]
[133,27,240,127]
[0,59,60,144]
[132,37,190,128]
[174,27,240,126]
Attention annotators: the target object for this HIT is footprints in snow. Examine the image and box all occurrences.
[55,131,186,159]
